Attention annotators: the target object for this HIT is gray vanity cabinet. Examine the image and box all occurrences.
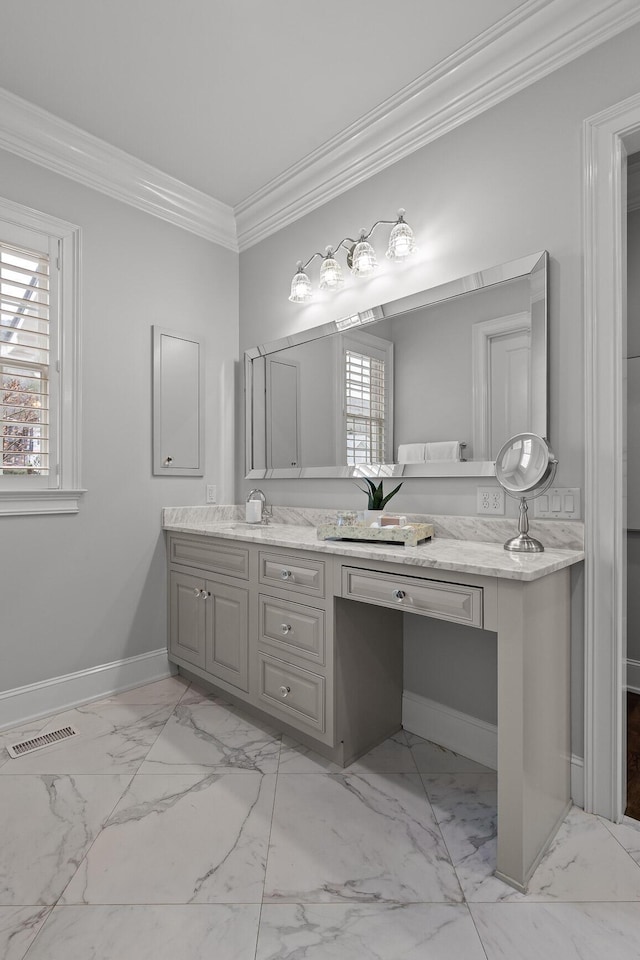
[204,580,249,692]
[169,571,249,692]
[255,550,332,744]
[165,524,580,894]
[166,532,404,764]
[169,570,206,670]
[168,535,250,694]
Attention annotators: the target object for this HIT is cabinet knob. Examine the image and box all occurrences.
[193,587,202,598]
[392,589,406,601]
[280,569,292,580]
[281,623,292,634]
[279,685,291,698]
[202,591,210,600]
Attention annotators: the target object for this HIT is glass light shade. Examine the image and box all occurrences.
[351,239,378,277]
[386,219,417,260]
[319,255,344,290]
[289,267,312,303]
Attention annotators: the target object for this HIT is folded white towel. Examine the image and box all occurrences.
[424,441,461,461]
[397,443,426,463]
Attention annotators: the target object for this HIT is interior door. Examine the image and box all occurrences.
[488,329,531,458]
[266,357,300,468]
[472,312,531,460]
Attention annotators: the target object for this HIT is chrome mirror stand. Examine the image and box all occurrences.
[495,433,558,553]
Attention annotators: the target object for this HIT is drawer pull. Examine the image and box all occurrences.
[280,569,293,581]
[279,685,291,698]
[392,589,407,602]
[281,623,292,635]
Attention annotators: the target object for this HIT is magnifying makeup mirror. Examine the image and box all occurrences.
[495,433,558,553]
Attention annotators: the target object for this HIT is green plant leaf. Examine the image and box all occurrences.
[379,482,403,508]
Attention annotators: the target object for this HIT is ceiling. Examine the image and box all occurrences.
[0,0,530,207]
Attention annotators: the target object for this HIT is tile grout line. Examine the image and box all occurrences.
[415,768,468,907]
[253,733,283,960]
[51,769,137,909]
[12,905,54,960]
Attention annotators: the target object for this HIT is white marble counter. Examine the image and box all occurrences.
[162,518,584,582]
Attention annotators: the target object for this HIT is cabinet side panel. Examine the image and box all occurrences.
[335,597,403,765]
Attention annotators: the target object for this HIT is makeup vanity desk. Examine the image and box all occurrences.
[163,516,584,893]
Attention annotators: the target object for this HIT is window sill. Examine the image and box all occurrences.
[0,489,87,516]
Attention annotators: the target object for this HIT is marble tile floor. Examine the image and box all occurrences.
[3,675,640,959]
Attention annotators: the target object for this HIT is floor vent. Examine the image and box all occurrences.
[7,725,78,758]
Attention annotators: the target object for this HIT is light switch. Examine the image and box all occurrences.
[534,487,581,519]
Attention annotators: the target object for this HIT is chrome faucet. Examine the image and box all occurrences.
[247,489,272,524]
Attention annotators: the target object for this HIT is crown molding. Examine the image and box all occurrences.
[0,1,637,252]
[235,0,640,250]
[0,88,238,251]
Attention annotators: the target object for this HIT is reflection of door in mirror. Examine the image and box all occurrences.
[472,312,531,460]
[266,357,300,468]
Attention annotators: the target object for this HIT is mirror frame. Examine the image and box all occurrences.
[245,251,548,480]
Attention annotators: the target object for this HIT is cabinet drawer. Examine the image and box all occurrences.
[170,536,249,580]
[257,653,325,733]
[342,566,483,628]
[259,551,325,598]
[259,595,325,665]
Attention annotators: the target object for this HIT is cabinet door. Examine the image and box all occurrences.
[204,580,249,692]
[169,570,206,669]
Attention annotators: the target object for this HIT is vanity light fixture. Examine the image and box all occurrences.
[288,208,417,303]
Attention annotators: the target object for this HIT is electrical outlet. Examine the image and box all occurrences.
[477,486,505,515]
[206,484,217,504]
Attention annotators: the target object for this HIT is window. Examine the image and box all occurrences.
[337,331,393,466]
[1,241,51,477]
[0,197,82,515]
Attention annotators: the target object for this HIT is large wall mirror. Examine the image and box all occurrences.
[245,251,548,479]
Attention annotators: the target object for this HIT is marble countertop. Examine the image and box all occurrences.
[162,519,584,582]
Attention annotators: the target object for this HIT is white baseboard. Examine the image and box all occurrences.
[0,649,174,731]
[627,659,640,694]
[402,690,585,808]
[571,753,584,809]
[402,691,498,770]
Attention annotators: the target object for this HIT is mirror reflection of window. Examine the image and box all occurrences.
[345,350,385,465]
[338,332,393,466]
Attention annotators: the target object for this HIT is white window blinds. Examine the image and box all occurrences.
[345,348,385,465]
[0,241,50,476]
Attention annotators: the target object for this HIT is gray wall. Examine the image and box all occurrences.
[0,148,238,693]
[239,25,640,754]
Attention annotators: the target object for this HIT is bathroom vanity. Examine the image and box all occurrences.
[163,514,583,893]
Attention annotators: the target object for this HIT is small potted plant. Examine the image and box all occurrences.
[355,478,403,521]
